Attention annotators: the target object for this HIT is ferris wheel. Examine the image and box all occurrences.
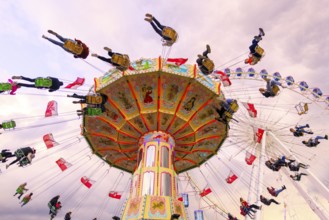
[179,68,329,220]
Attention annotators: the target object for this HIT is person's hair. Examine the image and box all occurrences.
[290,128,294,132]
[244,59,249,64]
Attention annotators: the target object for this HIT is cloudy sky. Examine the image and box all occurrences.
[0,0,329,220]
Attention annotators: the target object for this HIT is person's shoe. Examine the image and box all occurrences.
[197,54,206,59]
[259,205,262,210]
[259,28,265,36]
[145,13,153,18]
[103,47,112,52]
[6,164,9,169]
[325,135,328,140]
[12,76,22,80]
[306,124,309,128]
[42,35,47,39]
[282,185,286,190]
[72,101,80,104]
[206,44,211,53]
[254,36,262,41]
[91,53,98,57]
[47,30,56,35]
[309,131,314,135]
[144,17,152,23]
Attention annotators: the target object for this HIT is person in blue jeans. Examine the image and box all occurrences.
[144,14,178,46]
[259,78,286,97]
[244,28,265,65]
[290,124,313,137]
[302,135,328,147]
[42,30,89,59]
[267,185,286,197]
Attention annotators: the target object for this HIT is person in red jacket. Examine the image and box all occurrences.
[42,30,89,59]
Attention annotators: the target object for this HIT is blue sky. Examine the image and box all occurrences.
[0,0,329,219]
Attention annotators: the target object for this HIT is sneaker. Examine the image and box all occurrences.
[103,47,112,52]
[206,44,211,53]
[12,76,22,80]
[6,164,9,169]
[309,131,314,135]
[325,135,328,140]
[144,17,152,23]
[145,13,153,18]
[42,35,47,39]
[197,54,206,59]
[91,53,98,57]
[259,28,265,36]
[282,185,286,190]
[72,101,80,104]
[254,36,262,41]
[306,124,309,128]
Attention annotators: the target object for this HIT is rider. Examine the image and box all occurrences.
[91,47,130,71]
[287,160,308,172]
[302,135,328,147]
[290,173,308,181]
[42,30,89,59]
[14,183,29,199]
[267,185,286,197]
[240,197,262,213]
[259,77,286,98]
[196,45,214,75]
[245,28,265,65]
[0,79,19,95]
[214,98,239,123]
[1,149,15,163]
[260,195,280,206]
[144,13,178,46]
[64,211,72,220]
[11,76,63,92]
[290,124,313,137]
[6,147,36,169]
[20,193,33,207]
[48,195,62,217]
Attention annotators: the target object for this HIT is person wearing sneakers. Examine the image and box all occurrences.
[290,173,308,181]
[259,77,286,98]
[196,45,215,75]
[302,135,328,147]
[267,185,286,197]
[290,124,313,137]
[260,195,280,206]
[91,47,130,71]
[144,13,178,46]
[42,30,89,59]
[245,28,265,65]
[11,76,63,92]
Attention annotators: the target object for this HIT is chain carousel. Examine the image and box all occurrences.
[82,57,229,219]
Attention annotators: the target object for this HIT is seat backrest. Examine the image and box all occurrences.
[0,83,12,91]
[272,85,280,95]
[35,78,52,88]
[63,40,84,55]
[202,58,214,72]
[162,27,178,42]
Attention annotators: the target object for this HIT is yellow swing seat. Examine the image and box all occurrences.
[64,40,84,55]
[162,27,178,43]
[202,58,214,73]
[112,54,130,70]
[86,95,103,105]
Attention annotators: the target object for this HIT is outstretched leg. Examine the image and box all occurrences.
[42,35,65,48]
[48,30,68,43]
[268,199,280,205]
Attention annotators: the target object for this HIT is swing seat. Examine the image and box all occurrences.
[0,83,12,91]
[201,58,214,73]
[19,157,30,167]
[35,78,52,88]
[14,149,25,158]
[272,85,280,95]
[296,103,309,115]
[162,27,178,43]
[64,40,83,55]
[112,54,130,71]
[0,154,3,161]
[265,160,280,171]
[86,95,103,105]
[255,45,264,56]
[2,120,16,129]
[87,108,103,116]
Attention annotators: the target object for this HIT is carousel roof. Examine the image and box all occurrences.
[83,57,229,173]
